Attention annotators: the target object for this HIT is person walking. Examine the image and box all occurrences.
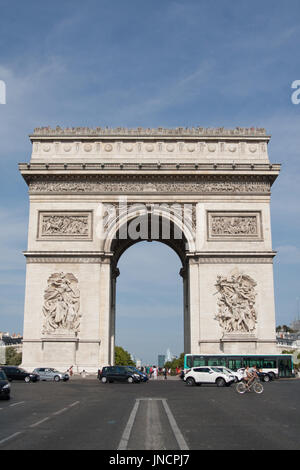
[163,367,167,380]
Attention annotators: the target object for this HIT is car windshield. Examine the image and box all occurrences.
[0,371,7,380]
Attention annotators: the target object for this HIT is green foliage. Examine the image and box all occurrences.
[281,350,295,355]
[276,325,296,333]
[114,346,135,366]
[5,347,22,366]
[164,353,184,373]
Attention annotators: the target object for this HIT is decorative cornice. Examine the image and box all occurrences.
[23,174,272,195]
[30,126,268,139]
[24,251,113,264]
[188,251,276,264]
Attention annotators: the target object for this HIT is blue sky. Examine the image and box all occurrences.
[0,0,300,363]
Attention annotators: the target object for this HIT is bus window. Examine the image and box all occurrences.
[227,358,243,370]
[263,359,276,369]
[186,356,193,368]
[193,356,206,367]
[244,357,262,368]
[207,357,227,367]
[278,357,292,378]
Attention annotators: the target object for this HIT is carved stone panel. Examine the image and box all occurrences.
[42,272,82,336]
[37,211,92,240]
[207,211,262,241]
[214,269,257,335]
[29,175,271,195]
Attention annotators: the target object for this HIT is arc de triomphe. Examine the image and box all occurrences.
[19,127,280,372]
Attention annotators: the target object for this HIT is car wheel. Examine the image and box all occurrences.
[216,378,226,387]
[101,377,107,383]
[54,376,60,382]
[24,376,31,383]
[186,377,195,386]
[127,377,134,384]
[263,375,270,383]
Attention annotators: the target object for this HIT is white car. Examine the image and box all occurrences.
[213,366,244,383]
[184,366,235,387]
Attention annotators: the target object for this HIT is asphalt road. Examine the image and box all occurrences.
[0,377,299,451]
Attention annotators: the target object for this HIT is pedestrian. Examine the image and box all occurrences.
[163,367,167,380]
[68,365,74,377]
[153,366,158,380]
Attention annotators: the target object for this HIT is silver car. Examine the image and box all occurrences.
[33,368,69,382]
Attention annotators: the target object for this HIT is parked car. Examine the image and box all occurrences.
[184,366,235,387]
[33,368,69,382]
[0,366,39,383]
[98,366,141,384]
[212,366,244,383]
[0,370,10,400]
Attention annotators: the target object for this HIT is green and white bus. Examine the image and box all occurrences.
[184,354,294,378]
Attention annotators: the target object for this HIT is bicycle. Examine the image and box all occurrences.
[236,378,264,394]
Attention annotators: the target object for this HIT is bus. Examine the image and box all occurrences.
[184,354,294,378]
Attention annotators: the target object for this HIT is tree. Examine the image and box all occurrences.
[164,353,184,374]
[5,347,22,366]
[114,346,135,366]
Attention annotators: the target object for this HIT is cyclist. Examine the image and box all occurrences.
[243,366,256,388]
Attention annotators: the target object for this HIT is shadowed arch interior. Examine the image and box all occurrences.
[108,214,191,365]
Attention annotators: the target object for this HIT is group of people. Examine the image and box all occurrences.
[143,366,173,379]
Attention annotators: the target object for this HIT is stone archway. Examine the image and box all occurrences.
[19,126,280,372]
[105,209,194,365]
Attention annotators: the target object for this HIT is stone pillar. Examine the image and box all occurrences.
[188,257,201,355]
[180,264,191,354]
[109,267,120,365]
[98,256,112,367]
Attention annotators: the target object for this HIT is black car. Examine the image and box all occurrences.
[0,370,10,400]
[1,366,39,383]
[257,371,273,383]
[127,366,149,382]
[98,366,141,384]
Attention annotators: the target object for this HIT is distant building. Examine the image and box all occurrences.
[158,355,165,368]
[0,332,23,357]
[291,320,300,332]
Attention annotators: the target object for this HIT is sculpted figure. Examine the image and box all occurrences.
[42,272,81,335]
[215,269,257,334]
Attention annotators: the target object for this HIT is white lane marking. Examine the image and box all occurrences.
[9,401,25,408]
[117,399,140,450]
[162,399,189,450]
[68,401,80,408]
[29,417,50,428]
[53,407,68,416]
[0,432,23,446]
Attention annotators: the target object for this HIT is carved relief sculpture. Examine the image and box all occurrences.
[42,272,82,336]
[215,269,257,334]
[208,212,261,239]
[39,212,91,239]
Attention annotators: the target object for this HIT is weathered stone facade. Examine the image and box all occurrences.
[19,127,280,372]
